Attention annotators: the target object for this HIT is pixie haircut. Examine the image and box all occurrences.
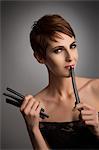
[30,14,75,58]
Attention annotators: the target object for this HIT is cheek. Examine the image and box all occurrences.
[76,52,79,61]
[45,55,63,71]
[46,57,59,68]
[74,50,78,61]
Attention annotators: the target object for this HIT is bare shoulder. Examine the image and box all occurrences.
[77,76,99,110]
[76,77,99,87]
[90,78,99,96]
[91,78,99,87]
[76,76,99,98]
[76,76,93,90]
[77,77,99,87]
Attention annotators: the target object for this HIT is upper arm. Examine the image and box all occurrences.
[90,78,99,111]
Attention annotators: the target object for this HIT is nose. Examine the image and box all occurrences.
[65,51,72,62]
[65,56,72,62]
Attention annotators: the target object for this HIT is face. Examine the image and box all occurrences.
[45,32,78,78]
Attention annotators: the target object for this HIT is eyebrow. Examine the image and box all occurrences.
[71,41,76,45]
[51,41,76,51]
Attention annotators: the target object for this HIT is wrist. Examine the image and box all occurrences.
[32,126,40,134]
[94,125,99,138]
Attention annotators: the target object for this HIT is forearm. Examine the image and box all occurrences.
[32,127,49,150]
[26,122,49,150]
[20,95,49,149]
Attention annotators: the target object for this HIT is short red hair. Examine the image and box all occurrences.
[30,14,75,58]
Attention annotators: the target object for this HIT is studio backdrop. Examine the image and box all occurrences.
[1,1,99,149]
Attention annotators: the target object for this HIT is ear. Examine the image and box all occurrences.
[33,52,45,64]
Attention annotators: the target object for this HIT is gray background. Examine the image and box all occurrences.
[1,1,99,150]
[0,1,1,148]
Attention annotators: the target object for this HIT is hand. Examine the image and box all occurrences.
[20,95,42,130]
[76,102,99,136]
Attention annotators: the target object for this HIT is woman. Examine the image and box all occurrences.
[20,14,99,149]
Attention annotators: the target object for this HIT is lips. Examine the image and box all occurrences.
[65,65,75,69]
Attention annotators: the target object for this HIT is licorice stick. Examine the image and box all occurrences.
[7,87,24,99]
[70,66,80,105]
[4,87,49,119]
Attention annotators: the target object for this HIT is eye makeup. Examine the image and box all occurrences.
[53,46,65,54]
[50,41,77,53]
[70,42,77,49]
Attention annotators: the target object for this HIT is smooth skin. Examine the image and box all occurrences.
[20,32,99,149]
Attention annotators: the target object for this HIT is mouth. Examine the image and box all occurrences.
[64,65,75,69]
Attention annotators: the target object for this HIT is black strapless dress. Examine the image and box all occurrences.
[39,120,99,149]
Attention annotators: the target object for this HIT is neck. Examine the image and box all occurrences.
[47,72,74,99]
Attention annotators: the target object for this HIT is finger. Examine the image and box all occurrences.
[36,102,42,114]
[76,103,94,110]
[75,103,83,109]
[32,101,40,111]
[84,120,96,126]
[81,110,93,115]
[82,115,93,121]
[20,95,33,111]
[30,101,40,116]
[36,102,43,120]
[22,98,34,115]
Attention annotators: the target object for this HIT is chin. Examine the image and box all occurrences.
[63,72,71,78]
[52,70,71,78]
[58,73,71,78]
[63,75,71,78]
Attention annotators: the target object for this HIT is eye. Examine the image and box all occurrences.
[54,49,63,54]
[70,44,77,49]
